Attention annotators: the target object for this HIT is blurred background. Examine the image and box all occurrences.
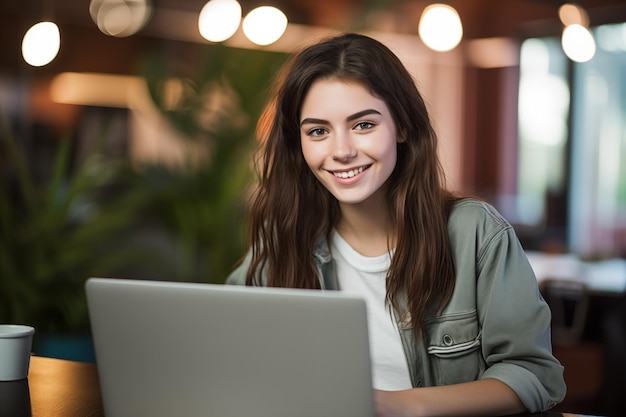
[1,0,626,415]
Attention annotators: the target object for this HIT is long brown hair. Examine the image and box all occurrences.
[245,33,458,335]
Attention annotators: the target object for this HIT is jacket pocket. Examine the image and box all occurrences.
[424,310,485,385]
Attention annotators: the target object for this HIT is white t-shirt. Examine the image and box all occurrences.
[330,230,413,391]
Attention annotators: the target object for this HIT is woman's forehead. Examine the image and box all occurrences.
[300,79,387,117]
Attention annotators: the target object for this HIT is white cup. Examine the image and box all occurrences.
[0,324,35,381]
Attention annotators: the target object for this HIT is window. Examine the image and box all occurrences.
[517,22,626,257]
[569,23,626,256]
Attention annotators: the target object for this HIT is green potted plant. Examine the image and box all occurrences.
[0,119,162,360]
[133,44,286,283]
[0,44,285,360]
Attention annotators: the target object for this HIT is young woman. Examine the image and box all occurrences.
[226,33,566,417]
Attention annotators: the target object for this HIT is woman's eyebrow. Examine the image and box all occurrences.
[300,109,382,127]
[346,109,381,122]
[300,117,328,127]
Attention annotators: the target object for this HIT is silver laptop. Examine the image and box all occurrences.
[86,277,375,417]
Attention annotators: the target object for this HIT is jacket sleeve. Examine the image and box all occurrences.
[475,213,566,412]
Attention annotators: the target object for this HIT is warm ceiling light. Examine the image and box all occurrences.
[242,6,288,46]
[22,21,61,67]
[89,0,153,37]
[558,3,589,27]
[198,0,242,42]
[562,24,596,62]
[418,4,463,52]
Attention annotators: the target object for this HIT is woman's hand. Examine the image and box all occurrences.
[375,389,420,417]
[374,378,526,417]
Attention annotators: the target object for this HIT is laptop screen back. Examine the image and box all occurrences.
[86,277,375,417]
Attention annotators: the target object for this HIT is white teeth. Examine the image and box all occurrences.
[334,166,365,178]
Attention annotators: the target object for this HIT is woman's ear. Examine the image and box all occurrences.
[397,130,407,143]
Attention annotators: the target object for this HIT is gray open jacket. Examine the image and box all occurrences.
[226,199,567,413]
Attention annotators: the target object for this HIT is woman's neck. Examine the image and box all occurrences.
[336,196,395,257]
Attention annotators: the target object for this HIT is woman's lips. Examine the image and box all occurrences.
[331,164,371,179]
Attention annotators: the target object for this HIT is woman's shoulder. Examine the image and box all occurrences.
[447,197,512,242]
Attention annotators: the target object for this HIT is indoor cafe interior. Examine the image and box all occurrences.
[1,0,625,416]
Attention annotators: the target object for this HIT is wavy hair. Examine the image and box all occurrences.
[245,33,458,335]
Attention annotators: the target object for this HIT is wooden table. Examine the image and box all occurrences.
[0,356,102,417]
[0,356,605,417]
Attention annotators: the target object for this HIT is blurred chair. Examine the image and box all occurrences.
[541,278,606,414]
[601,298,626,416]
[541,279,590,346]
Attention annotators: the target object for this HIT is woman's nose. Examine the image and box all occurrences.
[332,133,357,161]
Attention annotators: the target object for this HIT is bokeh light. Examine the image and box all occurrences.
[22,21,60,67]
[242,6,288,46]
[418,4,463,52]
[562,24,596,62]
[89,0,153,37]
[558,3,589,27]
[198,0,242,43]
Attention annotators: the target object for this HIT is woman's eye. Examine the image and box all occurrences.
[308,128,327,137]
[354,121,375,130]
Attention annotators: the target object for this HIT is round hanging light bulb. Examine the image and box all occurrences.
[562,24,596,62]
[22,21,61,67]
[558,3,589,27]
[89,0,153,37]
[101,2,133,36]
[418,4,463,52]
[242,6,288,46]
[198,0,242,43]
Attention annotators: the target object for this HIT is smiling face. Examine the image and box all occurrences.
[299,78,400,208]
